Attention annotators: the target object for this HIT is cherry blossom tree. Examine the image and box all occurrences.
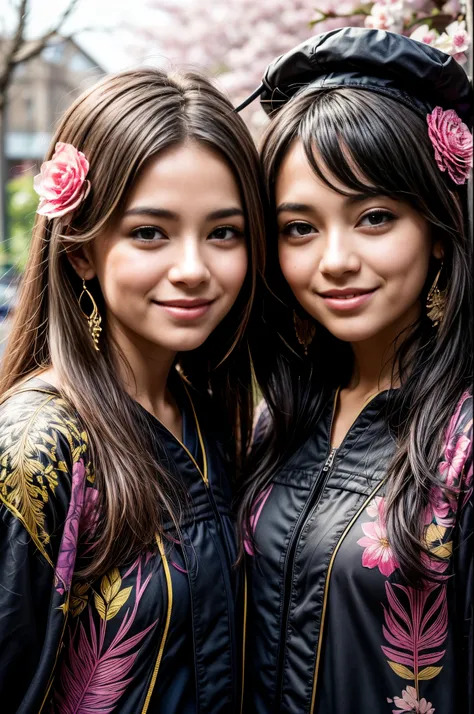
[139,0,365,130]
[141,0,469,122]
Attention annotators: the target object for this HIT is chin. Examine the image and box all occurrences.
[320,321,382,344]
[160,332,213,353]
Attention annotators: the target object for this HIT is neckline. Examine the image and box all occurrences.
[135,376,209,486]
[15,373,209,487]
[329,385,391,450]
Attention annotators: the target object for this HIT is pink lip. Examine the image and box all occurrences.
[153,298,215,321]
[318,288,377,312]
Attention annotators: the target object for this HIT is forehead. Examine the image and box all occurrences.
[276,139,351,203]
[126,141,242,209]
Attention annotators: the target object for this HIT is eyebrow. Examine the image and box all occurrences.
[276,193,381,215]
[123,206,245,221]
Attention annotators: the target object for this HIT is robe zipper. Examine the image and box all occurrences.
[182,382,238,709]
[274,445,337,707]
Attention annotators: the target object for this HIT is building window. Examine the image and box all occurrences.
[42,43,64,64]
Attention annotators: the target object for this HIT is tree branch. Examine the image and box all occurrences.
[11,0,81,66]
[0,0,29,95]
[310,7,371,27]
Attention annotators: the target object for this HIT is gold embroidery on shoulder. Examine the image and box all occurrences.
[0,393,87,562]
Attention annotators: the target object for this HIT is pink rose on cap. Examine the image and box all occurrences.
[427,107,473,185]
[34,142,91,219]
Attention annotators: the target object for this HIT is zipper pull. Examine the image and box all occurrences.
[322,447,337,473]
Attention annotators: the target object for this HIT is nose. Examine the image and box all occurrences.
[318,228,360,277]
[167,237,211,288]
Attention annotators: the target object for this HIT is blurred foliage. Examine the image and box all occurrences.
[1,173,36,272]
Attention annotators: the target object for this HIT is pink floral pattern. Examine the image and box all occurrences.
[426,107,473,185]
[357,498,399,577]
[34,142,91,219]
[55,460,86,595]
[54,558,157,713]
[387,686,434,713]
[358,393,472,714]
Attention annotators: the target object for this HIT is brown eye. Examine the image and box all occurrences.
[132,226,165,241]
[209,226,243,241]
[359,211,396,227]
[283,222,316,237]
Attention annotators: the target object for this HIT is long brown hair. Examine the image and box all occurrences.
[0,68,266,579]
[242,87,472,583]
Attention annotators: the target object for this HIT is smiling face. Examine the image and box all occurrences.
[276,141,441,345]
[76,141,248,358]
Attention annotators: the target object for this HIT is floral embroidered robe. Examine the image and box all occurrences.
[0,378,243,714]
[244,390,473,714]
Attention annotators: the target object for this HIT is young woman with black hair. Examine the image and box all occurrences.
[238,28,473,714]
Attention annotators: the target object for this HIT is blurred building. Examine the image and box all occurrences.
[5,35,105,179]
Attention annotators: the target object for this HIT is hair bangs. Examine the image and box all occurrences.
[297,87,428,202]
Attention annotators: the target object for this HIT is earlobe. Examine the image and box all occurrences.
[67,245,96,281]
[432,240,444,260]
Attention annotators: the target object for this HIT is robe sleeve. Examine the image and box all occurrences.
[0,390,89,713]
[452,395,473,713]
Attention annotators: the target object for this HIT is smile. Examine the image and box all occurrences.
[317,288,378,312]
[152,298,216,321]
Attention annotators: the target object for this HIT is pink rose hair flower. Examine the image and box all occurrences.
[427,106,473,185]
[34,142,91,219]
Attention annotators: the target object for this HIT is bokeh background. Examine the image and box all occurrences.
[0,0,471,352]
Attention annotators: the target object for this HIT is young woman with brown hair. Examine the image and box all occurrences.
[0,68,265,713]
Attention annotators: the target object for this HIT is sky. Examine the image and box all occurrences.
[1,0,165,72]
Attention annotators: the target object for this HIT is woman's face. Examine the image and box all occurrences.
[276,140,441,345]
[79,141,248,357]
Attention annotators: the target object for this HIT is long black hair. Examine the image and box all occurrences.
[240,86,472,583]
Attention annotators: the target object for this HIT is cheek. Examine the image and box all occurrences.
[216,244,248,295]
[98,245,162,300]
[375,237,431,298]
[278,242,314,292]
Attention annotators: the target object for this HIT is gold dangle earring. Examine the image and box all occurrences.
[79,278,102,351]
[293,311,316,356]
[426,263,446,327]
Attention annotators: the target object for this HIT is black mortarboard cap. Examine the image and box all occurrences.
[236,27,473,128]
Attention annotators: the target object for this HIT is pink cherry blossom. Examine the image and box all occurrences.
[427,107,473,185]
[388,686,435,713]
[357,517,399,576]
[365,1,404,32]
[410,24,438,46]
[434,20,470,58]
[34,142,91,220]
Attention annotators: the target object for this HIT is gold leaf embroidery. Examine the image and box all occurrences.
[387,662,414,680]
[94,592,107,620]
[101,567,122,603]
[94,582,132,620]
[418,666,443,680]
[70,582,90,617]
[0,391,91,564]
[425,523,446,545]
[105,586,132,620]
[431,541,453,558]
